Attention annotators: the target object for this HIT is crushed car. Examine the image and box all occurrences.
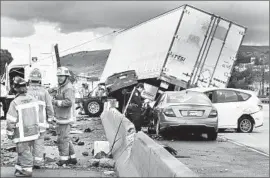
[146,90,218,140]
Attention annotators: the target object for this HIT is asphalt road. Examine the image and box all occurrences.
[153,134,269,177]
[152,105,269,177]
[220,104,269,155]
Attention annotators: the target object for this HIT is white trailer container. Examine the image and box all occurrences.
[101,4,246,90]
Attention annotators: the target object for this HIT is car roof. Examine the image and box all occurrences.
[187,87,257,96]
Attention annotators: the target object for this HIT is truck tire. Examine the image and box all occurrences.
[83,99,103,117]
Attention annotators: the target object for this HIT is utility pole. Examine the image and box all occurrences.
[261,55,265,96]
[54,44,61,67]
[29,44,32,66]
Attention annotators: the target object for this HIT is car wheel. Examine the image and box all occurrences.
[207,130,218,141]
[237,116,254,133]
[84,99,103,117]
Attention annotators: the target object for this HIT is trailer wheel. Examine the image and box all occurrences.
[83,99,103,117]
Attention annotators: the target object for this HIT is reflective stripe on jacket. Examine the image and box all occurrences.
[54,81,76,123]
[6,94,40,143]
[27,84,54,132]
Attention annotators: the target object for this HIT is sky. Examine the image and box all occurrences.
[1,1,269,65]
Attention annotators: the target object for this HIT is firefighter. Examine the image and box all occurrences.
[27,68,54,169]
[126,83,144,132]
[6,77,40,177]
[52,67,77,166]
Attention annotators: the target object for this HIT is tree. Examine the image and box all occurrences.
[0,49,14,76]
[227,66,254,89]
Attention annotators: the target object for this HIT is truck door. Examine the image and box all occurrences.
[208,24,246,88]
[162,6,214,88]
[194,19,232,87]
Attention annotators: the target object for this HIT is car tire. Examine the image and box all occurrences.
[207,130,218,141]
[83,99,103,117]
[237,116,254,133]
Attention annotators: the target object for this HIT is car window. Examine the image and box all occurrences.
[204,91,214,102]
[215,90,238,103]
[166,92,211,105]
[237,92,251,101]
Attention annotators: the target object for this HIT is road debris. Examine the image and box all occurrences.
[88,159,99,167]
[78,141,85,146]
[70,130,83,134]
[93,141,110,157]
[82,151,89,156]
[84,128,93,133]
[99,158,115,168]
[44,136,51,141]
[94,151,107,159]
[104,170,116,176]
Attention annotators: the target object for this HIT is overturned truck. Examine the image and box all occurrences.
[83,4,247,117]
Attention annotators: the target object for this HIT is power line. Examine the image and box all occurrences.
[38,30,120,61]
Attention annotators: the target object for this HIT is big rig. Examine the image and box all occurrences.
[78,4,248,117]
[100,4,246,97]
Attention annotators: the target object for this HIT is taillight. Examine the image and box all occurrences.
[163,108,176,117]
[208,109,218,118]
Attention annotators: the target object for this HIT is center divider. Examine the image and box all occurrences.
[100,101,198,177]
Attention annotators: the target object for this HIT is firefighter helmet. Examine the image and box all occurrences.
[29,68,42,81]
[57,67,71,76]
[13,77,27,88]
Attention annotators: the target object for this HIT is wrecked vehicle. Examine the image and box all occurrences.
[147,90,218,140]
[187,87,264,133]
[0,59,57,120]
[81,70,139,117]
[100,4,246,95]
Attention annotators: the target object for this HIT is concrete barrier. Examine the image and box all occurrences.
[100,101,197,177]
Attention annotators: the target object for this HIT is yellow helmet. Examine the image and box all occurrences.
[57,67,71,76]
[29,68,42,81]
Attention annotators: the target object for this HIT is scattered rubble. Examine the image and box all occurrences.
[84,128,93,133]
[82,151,89,156]
[88,159,99,167]
[93,141,110,157]
[94,151,107,159]
[99,158,115,168]
[217,137,228,142]
[88,158,115,168]
[104,170,116,176]
[78,141,85,146]
[44,136,51,141]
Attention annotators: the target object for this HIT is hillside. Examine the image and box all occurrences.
[60,49,111,78]
[60,46,269,78]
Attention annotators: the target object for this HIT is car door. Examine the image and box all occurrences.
[211,90,243,128]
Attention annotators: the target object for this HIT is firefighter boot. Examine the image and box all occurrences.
[14,169,32,177]
[56,160,69,166]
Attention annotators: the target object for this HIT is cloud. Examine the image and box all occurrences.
[1,17,35,38]
[1,1,269,44]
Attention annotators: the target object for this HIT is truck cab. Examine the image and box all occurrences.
[0,59,57,120]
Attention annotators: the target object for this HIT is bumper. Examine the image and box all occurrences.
[251,111,264,128]
[159,117,218,133]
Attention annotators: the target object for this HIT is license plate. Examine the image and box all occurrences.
[180,110,204,117]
